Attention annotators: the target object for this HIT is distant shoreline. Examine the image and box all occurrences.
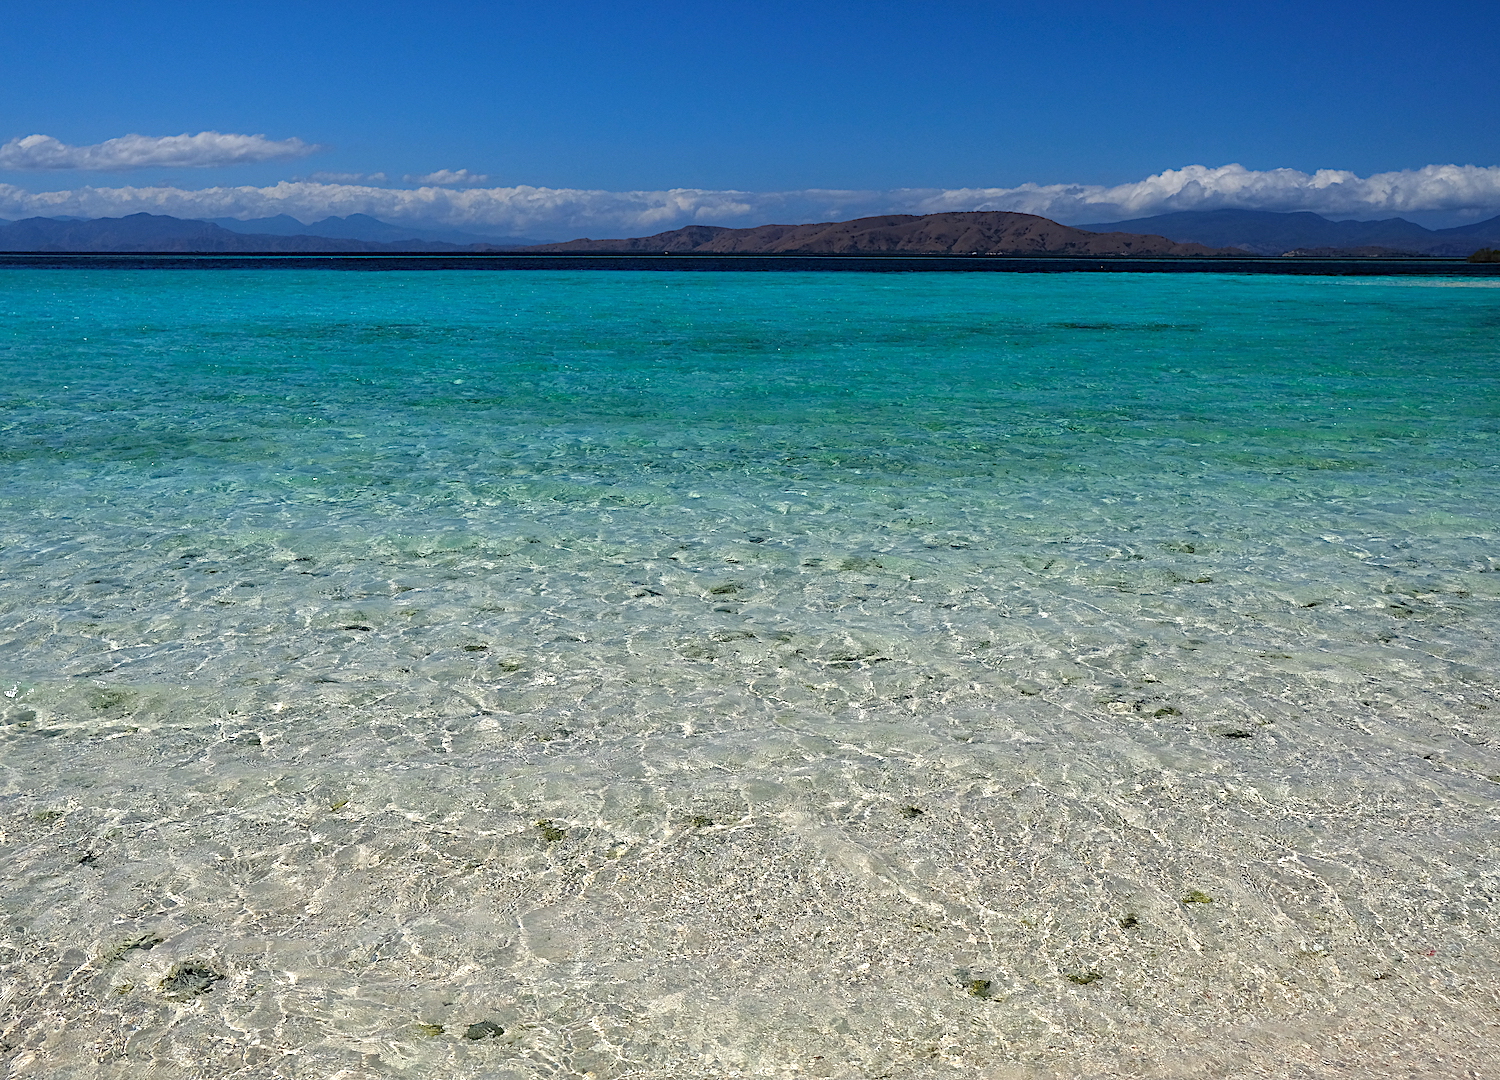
[3,252,1498,275]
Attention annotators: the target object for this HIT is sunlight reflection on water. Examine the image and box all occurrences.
[1,269,1498,1078]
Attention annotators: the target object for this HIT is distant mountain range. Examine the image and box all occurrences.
[1076,209,1500,256]
[209,213,542,247]
[3,208,1497,256]
[0,210,1225,256]
[0,213,549,252]
[0,214,491,253]
[525,212,1227,256]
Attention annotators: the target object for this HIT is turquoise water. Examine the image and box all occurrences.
[2,269,1498,1078]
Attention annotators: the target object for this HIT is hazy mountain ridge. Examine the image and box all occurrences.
[0,213,468,253]
[523,211,1229,256]
[211,213,543,247]
[1076,209,1500,256]
[5,208,1495,256]
[0,214,490,253]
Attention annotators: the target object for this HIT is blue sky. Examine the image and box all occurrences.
[2,0,1498,236]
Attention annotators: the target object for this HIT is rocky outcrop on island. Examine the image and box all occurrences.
[523,211,1231,256]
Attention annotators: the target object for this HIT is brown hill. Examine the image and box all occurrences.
[523,211,1231,256]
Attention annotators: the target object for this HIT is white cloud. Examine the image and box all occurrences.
[0,178,793,234]
[0,132,318,171]
[906,163,1500,222]
[1,163,1497,236]
[403,169,490,186]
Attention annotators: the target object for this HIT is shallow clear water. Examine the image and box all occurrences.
[2,269,1498,1079]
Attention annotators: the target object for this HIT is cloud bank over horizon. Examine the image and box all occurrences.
[2,163,1499,236]
[0,132,317,171]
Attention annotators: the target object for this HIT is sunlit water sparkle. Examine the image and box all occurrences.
[1,269,1498,1079]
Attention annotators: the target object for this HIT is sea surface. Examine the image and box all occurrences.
[1,268,1498,1079]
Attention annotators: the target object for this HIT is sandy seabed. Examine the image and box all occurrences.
[2,269,1498,1077]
